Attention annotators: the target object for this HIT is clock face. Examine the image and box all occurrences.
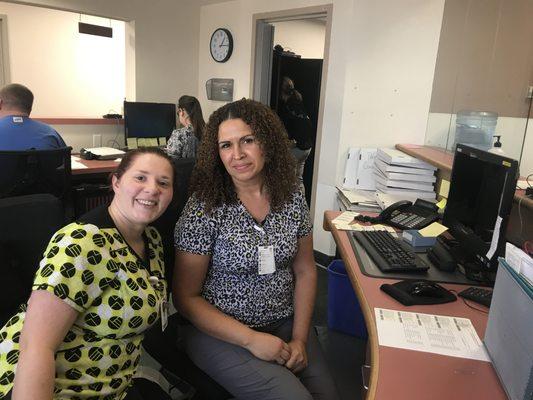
[210,28,233,63]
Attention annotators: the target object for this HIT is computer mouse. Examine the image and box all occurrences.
[409,281,444,297]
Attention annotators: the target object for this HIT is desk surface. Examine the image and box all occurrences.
[71,157,120,176]
[323,211,507,400]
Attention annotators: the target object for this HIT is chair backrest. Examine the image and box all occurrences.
[152,157,196,283]
[0,147,72,200]
[0,194,65,326]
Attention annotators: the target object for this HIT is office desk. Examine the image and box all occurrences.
[323,211,507,400]
[71,157,120,176]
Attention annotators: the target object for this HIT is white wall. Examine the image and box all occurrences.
[3,0,201,150]
[4,0,201,104]
[272,19,325,59]
[49,123,125,151]
[198,0,445,255]
[0,2,126,117]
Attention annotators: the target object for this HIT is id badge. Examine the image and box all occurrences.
[258,245,275,275]
[160,300,169,332]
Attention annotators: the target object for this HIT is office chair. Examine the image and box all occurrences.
[0,147,72,202]
[0,194,65,326]
[152,157,196,285]
[144,157,233,399]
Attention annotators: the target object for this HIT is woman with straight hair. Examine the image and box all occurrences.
[166,95,205,159]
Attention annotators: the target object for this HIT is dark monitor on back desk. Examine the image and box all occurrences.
[124,101,176,140]
[442,144,519,280]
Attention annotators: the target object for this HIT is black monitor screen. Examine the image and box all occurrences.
[124,101,176,139]
[443,145,518,271]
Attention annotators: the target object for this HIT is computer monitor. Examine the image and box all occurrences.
[124,101,176,139]
[443,144,518,274]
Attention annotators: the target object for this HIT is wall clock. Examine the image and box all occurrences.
[210,28,233,63]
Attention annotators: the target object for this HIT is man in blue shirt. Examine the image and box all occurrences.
[0,83,66,150]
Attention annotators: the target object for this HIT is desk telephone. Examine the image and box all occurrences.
[355,199,439,230]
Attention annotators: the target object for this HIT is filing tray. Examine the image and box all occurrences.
[484,258,533,400]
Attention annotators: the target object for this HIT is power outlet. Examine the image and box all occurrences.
[92,134,102,148]
[527,86,533,99]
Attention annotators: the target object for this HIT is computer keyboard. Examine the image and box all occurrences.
[353,230,430,273]
[458,287,493,308]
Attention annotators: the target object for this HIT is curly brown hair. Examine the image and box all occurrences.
[190,98,297,213]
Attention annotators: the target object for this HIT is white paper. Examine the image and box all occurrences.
[331,211,360,226]
[374,308,490,362]
[337,187,376,205]
[506,242,533,285]
[71,159,88,170]
[486,216,502,259]
[516,179,529,190]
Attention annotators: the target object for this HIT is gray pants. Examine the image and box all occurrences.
[291,147,311,180]
[182,319,340,400]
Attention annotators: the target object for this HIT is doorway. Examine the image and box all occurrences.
[0,15,10,87]
[251,5,332,214]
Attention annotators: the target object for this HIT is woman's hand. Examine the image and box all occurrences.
[285,339,308,373]
[246,331,290,364]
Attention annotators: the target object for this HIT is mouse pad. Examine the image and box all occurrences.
[380,280,457,306]
[347,232,491,286]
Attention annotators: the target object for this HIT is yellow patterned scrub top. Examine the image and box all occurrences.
[0,206,167,399]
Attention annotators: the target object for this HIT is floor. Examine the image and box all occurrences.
[314,264,367,400]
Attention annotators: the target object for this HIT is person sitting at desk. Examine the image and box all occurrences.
[0,83,66,150]
[173,99,339,400]
[166,95,205,159]
[0,148,174,399]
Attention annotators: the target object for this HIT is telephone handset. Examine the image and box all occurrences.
[378,200,412,221]
[354,198,439,230]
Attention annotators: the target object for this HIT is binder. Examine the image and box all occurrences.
[374,158,436,175]
[373,168,436,183]
[377,148,435,169]
[375,182,436,200]
[374,171,435,191]
[342,148,377,190]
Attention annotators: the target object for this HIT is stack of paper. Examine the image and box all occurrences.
[374,148,437,201]
[331,212,396,234]
[336,186,381,212]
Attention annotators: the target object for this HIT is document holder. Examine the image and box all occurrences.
[484,258,533,400]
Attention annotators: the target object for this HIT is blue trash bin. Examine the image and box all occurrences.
[327,260,367,338]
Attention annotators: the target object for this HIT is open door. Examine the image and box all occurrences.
[252,21,274,104]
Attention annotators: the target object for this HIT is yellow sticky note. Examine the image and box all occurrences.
[439,179,450,198]
[147,138,159,147]
[137,138,148,147]
[158,137,167,146]
[127,138,138,149]
[436,198,447,209]
[419,222,448,238]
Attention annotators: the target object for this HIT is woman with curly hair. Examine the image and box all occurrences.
[172,99,339,400]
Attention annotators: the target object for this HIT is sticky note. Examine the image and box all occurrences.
[436,198,447,209]
[419,222,448,238]
[127,138,138,149]
[158,137,167,146]
[137,138,148,147]
[439,179,450,198]
[147,138,159,147]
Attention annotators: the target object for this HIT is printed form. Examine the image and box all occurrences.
[374,308,490,361]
